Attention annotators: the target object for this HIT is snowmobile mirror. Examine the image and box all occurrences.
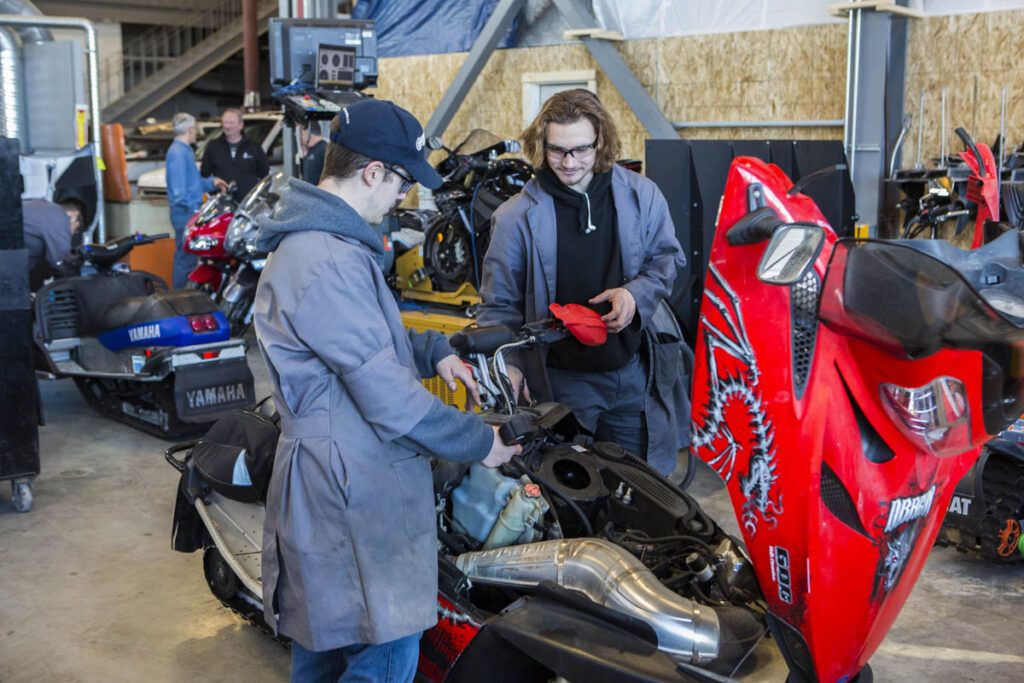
[426,136,444,151]
[756,223,825,285]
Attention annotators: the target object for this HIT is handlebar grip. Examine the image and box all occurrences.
[955,127,987,178]
[726,206,785,246]
[450,324,516,355]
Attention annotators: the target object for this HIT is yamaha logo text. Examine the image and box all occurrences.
[885,485,937,533]
[128,323,160,343]
[769,545,793,604]
[186,383,246,409]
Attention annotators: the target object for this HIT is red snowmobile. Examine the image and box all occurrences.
[692,155,1024,680]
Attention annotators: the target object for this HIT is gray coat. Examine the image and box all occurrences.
[478,165,689,474]
[253,180,492,651]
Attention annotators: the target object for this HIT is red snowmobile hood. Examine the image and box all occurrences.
[691,156,1024,681]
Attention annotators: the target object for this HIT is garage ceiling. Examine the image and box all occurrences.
[32,0,221,26]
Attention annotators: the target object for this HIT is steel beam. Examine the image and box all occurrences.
[424,0,526,140]
[551,0,676,139]
[840,2,910,236]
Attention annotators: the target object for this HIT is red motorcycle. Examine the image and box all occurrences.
[184,186,237,294]
[692,156,1024,681]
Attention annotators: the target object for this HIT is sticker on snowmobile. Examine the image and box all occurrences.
[947,494,973,516]
[128,323,161,343]
[185,383,248,409]
[692,264,783,536]
[131,355,145,373]
[769,545,793,604]
[872,485,936,599]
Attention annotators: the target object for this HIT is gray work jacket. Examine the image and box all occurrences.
[478,165,690,473]
[254,228,451,651]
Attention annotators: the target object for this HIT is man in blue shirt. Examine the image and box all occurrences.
[166,112,227,288]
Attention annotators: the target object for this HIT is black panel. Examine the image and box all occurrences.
[646,138,856,338]
[840,371,896,465]
[790,270,820,399]
[765,612,817,683]
[0,137,40,480]
[820,461,871,539]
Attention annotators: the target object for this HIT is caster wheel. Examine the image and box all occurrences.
[11,479,33,513]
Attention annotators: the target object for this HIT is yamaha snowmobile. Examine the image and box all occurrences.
[34,232,255,438]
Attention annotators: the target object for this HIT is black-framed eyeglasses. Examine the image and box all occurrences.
[383,163,416,193]
[544,139,598,160]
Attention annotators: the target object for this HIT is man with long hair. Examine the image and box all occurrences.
[478,89,689,475]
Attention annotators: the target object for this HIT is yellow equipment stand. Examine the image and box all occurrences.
[401,307,476,409]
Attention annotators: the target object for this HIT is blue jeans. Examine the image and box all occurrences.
[547,353,649,459]
[290,633,420,683]
[170,204,197,289]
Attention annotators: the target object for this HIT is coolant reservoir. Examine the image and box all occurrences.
[451,463,519,543]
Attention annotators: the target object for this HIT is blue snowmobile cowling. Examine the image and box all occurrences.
[98,312,230,352]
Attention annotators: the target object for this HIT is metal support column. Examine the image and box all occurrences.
[424,0,526,140]
[242,0,260,107]
[836,1,917,236]
[551,0,677,139]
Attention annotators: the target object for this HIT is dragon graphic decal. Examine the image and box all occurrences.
[692,264,783,535]
[871,485,936,599]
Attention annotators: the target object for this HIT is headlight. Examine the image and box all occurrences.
[225,213,259,258]
[879,377,970,456]
[187,235,220,251]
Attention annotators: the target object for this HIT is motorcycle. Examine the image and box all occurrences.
[34,233,255,438]
[391,129,533,309]
[691,156,1024,681]
[165,156,1024,681]
[185,185,238,295]
[215,172,287,336]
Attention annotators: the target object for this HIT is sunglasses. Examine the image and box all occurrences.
[383,163,416,193]
[544,138,598,160]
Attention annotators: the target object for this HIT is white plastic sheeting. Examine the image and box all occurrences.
[591,0,1024,41]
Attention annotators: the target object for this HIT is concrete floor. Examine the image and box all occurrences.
[3,348,1024,682]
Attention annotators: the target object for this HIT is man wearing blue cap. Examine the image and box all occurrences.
[252,99,520,682]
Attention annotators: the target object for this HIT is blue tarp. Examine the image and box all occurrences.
[352,0,519,57]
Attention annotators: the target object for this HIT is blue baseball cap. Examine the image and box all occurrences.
[329,99,442,190]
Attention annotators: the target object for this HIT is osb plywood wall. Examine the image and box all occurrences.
[365,22,848,166]
[904,10,1024,167]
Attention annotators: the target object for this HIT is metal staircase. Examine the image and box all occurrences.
[101,0,278,123]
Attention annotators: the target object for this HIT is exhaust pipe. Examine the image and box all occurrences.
[456,538,722,663]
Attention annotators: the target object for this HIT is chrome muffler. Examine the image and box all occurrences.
[455,537,720,663]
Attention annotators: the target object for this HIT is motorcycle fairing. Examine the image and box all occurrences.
[97,311,230,351]
[692,157,1017,681]
[188,262,225,290]
[184,202,234,259]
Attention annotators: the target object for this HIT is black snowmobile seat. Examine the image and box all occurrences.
[98,289,218,333]
[191,409,280,504]
[35,270,165,341]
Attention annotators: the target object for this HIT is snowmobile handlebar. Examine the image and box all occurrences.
[726,206,786,246]
[955,127,988,178]
[449,319,566,357]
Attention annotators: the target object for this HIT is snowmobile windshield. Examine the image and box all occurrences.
[819,237,1024,434]
[454,129,504,156]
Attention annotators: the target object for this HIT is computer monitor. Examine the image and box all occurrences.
[314,44,357,92]
[268,18,377,90]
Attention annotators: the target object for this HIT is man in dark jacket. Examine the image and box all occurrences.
[478,89,689,475]
[200,107,269,200]
[253,98,520,682]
